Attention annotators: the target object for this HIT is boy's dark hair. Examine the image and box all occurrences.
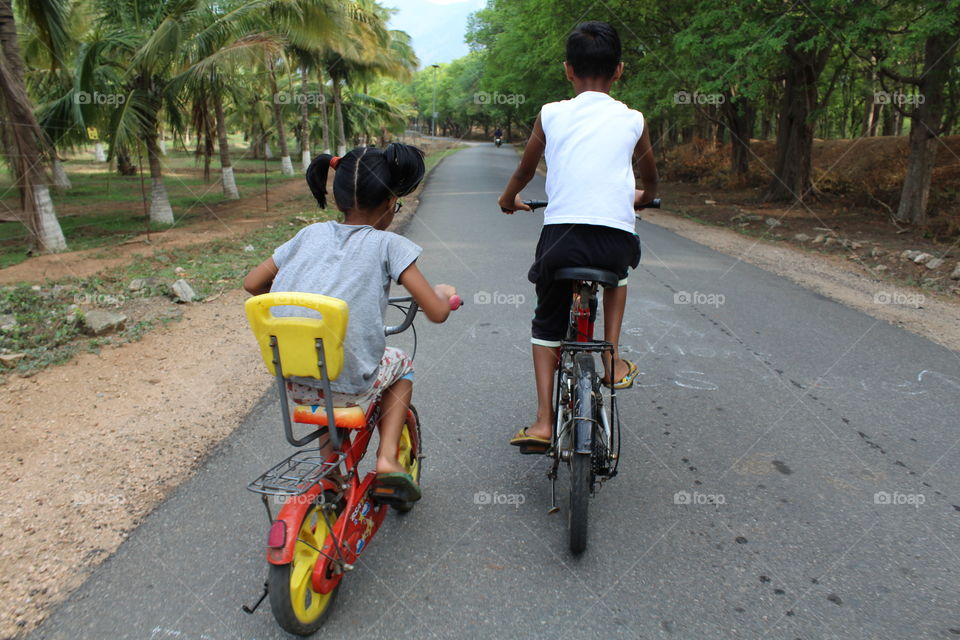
[565,21,621,78]
[306,143,425,211]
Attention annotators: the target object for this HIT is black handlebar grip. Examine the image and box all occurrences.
[636,198,661,210]
[522,200,548,211]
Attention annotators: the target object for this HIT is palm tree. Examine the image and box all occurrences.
[0,0,67,252]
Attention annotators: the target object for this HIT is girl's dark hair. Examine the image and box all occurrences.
[566,21,621,79]
[305,143,425,211]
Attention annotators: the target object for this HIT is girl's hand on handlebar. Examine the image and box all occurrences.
[499,193,531,214]
[434,283,457,301]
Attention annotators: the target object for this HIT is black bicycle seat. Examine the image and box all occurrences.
[553,267,620,288]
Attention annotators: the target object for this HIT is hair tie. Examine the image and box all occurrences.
[330,156,341,169]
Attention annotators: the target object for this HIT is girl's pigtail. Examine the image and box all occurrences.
[305,154,335,209]
[384,143,425,197]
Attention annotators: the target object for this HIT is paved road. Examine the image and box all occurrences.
[35,144,960,639]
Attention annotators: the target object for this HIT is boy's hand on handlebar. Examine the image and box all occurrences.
[499,193,531,214]
[434,283,457,301]
[634,189,656,209]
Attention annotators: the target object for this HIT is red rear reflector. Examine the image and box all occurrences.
[267,521,286,549]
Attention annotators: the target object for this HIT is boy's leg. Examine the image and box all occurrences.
[602,285,630,382]
[376,377,413,475]
[528,344,560,439]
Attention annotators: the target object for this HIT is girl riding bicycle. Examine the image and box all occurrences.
[243,143,457,504]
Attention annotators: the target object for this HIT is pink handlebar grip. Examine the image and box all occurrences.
[449,295,463,310]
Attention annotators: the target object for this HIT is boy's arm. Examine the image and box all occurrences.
[243,257,278,295]
[498,113,546,213]
[632,125,659,207]
[398,262,456,323]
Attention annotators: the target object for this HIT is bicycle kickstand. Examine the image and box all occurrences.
[547,470,560,514]
[242,581,269,614]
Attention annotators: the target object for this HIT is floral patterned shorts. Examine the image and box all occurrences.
[287,346,414,407]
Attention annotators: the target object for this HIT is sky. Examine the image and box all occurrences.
[386,0,487,68]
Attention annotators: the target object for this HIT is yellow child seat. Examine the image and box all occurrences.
[245,292,367,444]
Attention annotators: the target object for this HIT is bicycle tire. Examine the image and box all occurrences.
[267,498,340,635]
[569,367,594,554]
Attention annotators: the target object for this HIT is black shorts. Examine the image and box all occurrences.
[528,224,641,345]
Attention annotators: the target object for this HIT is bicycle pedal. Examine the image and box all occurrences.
[518,444,548,455]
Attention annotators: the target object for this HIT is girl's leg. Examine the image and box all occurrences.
[376,377,413,475]
[528,344,560,439]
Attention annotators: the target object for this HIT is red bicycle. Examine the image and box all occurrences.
[242,291,460,635]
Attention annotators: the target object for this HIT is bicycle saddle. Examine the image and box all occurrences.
[553,267,620,288]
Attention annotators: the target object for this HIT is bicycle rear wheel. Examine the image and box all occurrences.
[569,360,595,554]
[268,498,340,635]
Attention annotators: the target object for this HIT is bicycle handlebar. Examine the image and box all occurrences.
[521,198,661,211]
[385,295,462,336]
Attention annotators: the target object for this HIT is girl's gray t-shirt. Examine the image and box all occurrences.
[270,221,422,394]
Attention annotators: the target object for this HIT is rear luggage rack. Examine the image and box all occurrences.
[247,450,345,497]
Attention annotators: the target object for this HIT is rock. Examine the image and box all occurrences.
[901,249,921,260]
[812,234,825,244]
[31,285,41,292]
[951,264,960,280]
[849,241,863,250]
[823,237,836,247]
[765,217,782,228]
[0,314,16,331]
[925,257,944,270]
[704,199,717,205]
[913,252,934,265]
[0,353,26,367]
[174,266,186,275]
[874,265,888,272]
[171,279,197,303]
[128,279,146,292]
[244,245,255,252]
[870,247,886,258]
[794,233,812,242]
[83,310,127,336]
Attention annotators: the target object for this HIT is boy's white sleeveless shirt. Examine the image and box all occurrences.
[540,91,644,233]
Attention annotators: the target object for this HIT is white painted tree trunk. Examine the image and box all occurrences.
[280,155,294,176]
[94,142,107,162]
[221,166,240,199]
[149,177,175,225]
[32,185,66,252]
[337,144,346,156]
[301,150,311,173]
[52,159,71,191]
[264,142,273,159]
[159,139,167,155]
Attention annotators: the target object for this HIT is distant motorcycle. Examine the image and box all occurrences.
[494,137,503,147]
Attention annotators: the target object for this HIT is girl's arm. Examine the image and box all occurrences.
[632,125,659,206]
[498,113,546,213]
[398,262,456,323]
[243,257,278,295]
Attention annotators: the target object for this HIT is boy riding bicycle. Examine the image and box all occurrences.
[498,21,659,449]
[244,143,457,503]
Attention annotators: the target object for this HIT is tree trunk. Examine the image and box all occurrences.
[315,68,331,154]
[299,68,311,171]
[0,0,66,252]
[763,41,828,202]
[268,64,294,176]
[94,141,106,162]
[146,130,174,224]
[213,89,239,199]
[52,156,71,191]
[895,30,954,225]
[724,97,755,183]
[330,69,347,156]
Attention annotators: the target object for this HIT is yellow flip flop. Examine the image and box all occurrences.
[509,427,550,454]
[604,358,638,389]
